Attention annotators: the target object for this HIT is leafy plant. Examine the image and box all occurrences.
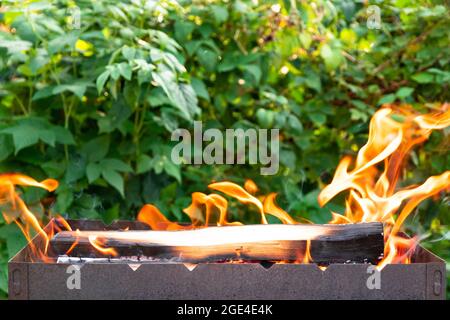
[0,0,448,298]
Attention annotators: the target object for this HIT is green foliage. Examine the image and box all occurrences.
[0,0,449,298]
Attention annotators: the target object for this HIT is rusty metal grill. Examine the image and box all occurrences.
[8,219,446,300]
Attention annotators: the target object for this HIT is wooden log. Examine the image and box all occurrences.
[50,223,384,264]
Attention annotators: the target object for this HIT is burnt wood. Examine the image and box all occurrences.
[50,223,384,264]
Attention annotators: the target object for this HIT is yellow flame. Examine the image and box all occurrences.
[318,105,450,267]
[0,174,59,260]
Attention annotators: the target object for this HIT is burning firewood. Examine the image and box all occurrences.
[50,222,384,264]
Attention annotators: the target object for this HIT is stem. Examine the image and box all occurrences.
[13,94,29,116]
[49,63,71,162]
[133,86,146,156]
[108,48,122,65]
[28,77,34,114]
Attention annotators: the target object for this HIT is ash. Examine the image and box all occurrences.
[56,255,185,264]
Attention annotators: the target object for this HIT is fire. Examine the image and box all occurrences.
[1,104,448,267]
[88,235,118,257]
[0,174,60,261]
[318,104,450,268]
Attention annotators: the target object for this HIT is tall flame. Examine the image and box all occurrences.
[0,174,60,260]
[318,104,450,268]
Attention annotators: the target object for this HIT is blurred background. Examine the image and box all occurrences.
[0,0,448,298]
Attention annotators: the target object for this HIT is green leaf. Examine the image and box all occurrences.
[179,83,200,117]
[81,136,110,162]
[100,158,133,173]
[308,113,327,125]
[305,72,322,93]
[287,114,303,133]
[211,5,229,24]
[411,72,434,84]
[152,71,188,116]
[152,155,165,174]
[3,126,39,154]
[65,156,87,183]
[27,53,50,75]
[196,48,218,71]
[134,59,155,84]
[0,39,32,54]
[96,70,110,93]
[428,69,450,84]
[53,126,76,145]
[378,94,396,105]
[98,96,132,133]
[242,64,261,84]
[103,203,120,224]
[47,32,78,54]
[350,109,369,122]
[32,86,56,101]
[174,20,195,42]
[55,185,74,213]
[217,54,239,72]
[122,46,136,60]
[137,68,152,85]
[136,154,153,174]
[256,108,275,128]
[1,119,72,153]
[280,148,297,170]
[0,224,28,258]
[118,62,132,80]
[53,83,88,99]
[299,33,312,49]
[191,78,210,101]
[320,44,343,70]
[396,87,414,99]
[38,129,56,146]
[164,161,181,183]
[109,64,121,80]
[152,70,199,120]
[351,100,369,110]
[0,264,7,294]
[86,162,102,183]
[0,134,14,161]
[41,160,66,177]
[102,169,124,197]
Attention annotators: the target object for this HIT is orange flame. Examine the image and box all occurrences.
[244,179,259,194]
[137,204,187,230]
[302,240,312,264]
[0,174,59,260]
[65,229,80,256]
[318,104,450,268]
[208,181,268,224]
[88,235,118,257]
[263,193,296,224]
